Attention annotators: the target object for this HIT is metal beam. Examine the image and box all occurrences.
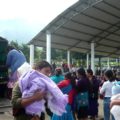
[82,13,120,28]
[35,38,120,56]
[40,31,120,51]
[60,26,120,46]
[48,0,103,34]
[53,33,89,43]
[107,46,120,57]
[67,41,82,50]
[61,25,120,38]
[95,26,120,49]
[103,1,120,11]
[94,6,120,19]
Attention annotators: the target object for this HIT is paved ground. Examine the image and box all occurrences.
[0,99,104,120]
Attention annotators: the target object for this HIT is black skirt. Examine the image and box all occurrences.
[77,106,88,119]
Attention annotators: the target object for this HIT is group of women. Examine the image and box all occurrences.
[6,45,120,120]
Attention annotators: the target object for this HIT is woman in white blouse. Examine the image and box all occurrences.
[100,70,115,120]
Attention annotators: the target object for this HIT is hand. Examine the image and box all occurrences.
[33,90,46,101]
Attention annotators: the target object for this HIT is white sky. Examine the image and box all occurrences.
[0,0,78,43]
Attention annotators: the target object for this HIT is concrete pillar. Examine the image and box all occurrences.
[107,57,110,69]
[99,57,102,70]
[46,31,51,64]
[67,50,70,69]
[86,53,89,69]
[91,42,95,74]
[30,44,34,66]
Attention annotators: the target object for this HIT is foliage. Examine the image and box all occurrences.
[9,41,87,67]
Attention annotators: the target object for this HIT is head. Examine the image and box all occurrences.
[72,72,77,79]
[87,69,93,78]
[76,68,86,79]
[65,72,72,80]
[34,61,52,77]
[104,69,115,82]
[65,72,76,87]
[55,68,62,76]
[7,45,15,53]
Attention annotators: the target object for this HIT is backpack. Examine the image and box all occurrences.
[75,92,89,110]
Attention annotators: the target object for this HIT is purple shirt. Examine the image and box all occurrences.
[19,69,68,116]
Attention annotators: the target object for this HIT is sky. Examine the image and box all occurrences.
[0,0,78,43]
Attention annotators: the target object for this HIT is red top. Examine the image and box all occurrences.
[57,79,76,104]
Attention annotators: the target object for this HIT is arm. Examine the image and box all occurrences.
[11,83,45,108]
[6,52,12,67]
[110,100,120,109]
[100,82,106,95]
[21,91,45,107]
[57,80,68,89]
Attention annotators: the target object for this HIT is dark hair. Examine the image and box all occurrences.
[34,61,52,70]
[55,68,62,77]
[104,70,115,82]
[77,68,86,77]
[7,45,16,53]
[7,45,15,50]
[72,72,77,79]
[64,72,76,88]
[87,69,93,76]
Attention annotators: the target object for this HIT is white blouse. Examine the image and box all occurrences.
[100,81,114,97]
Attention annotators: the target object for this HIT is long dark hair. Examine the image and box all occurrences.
[34,61,52,70]
[104,70,115,82]
[87,69,93,76]
[77,68,86,77]
[64,72,76,88]
[55,68,62,77]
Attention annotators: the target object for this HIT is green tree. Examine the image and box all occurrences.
[10,40,20,50]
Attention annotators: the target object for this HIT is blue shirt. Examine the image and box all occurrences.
[6,49,26,74]
[51,75,64,84]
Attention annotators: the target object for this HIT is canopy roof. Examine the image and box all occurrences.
[29,0,120,58]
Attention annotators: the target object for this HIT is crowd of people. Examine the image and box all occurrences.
[5,45,120,120]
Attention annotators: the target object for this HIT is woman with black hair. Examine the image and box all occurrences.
[52,72,76,120]
[76,68,90,120]
[51,68,64,84]
[100,70,115,120]
[86,69,99,120]
[12,61,68,120]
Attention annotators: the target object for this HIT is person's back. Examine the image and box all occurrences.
[52,72,75,120]
[51,68,64,84]
[76,68,90,120]
[100,70,115,120]
[6,49,26,74]
[51,75,64,84]
[101,80,114,97]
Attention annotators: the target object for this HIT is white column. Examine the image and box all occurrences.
[67,50,70,69]
[107,57,110,69]
[46,31,51,64]
[116,58,118,66]
[30,44,34,67]
[86,53,89,69]
[91,42,95,74]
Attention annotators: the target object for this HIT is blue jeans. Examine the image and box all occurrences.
[103,97,115,120]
